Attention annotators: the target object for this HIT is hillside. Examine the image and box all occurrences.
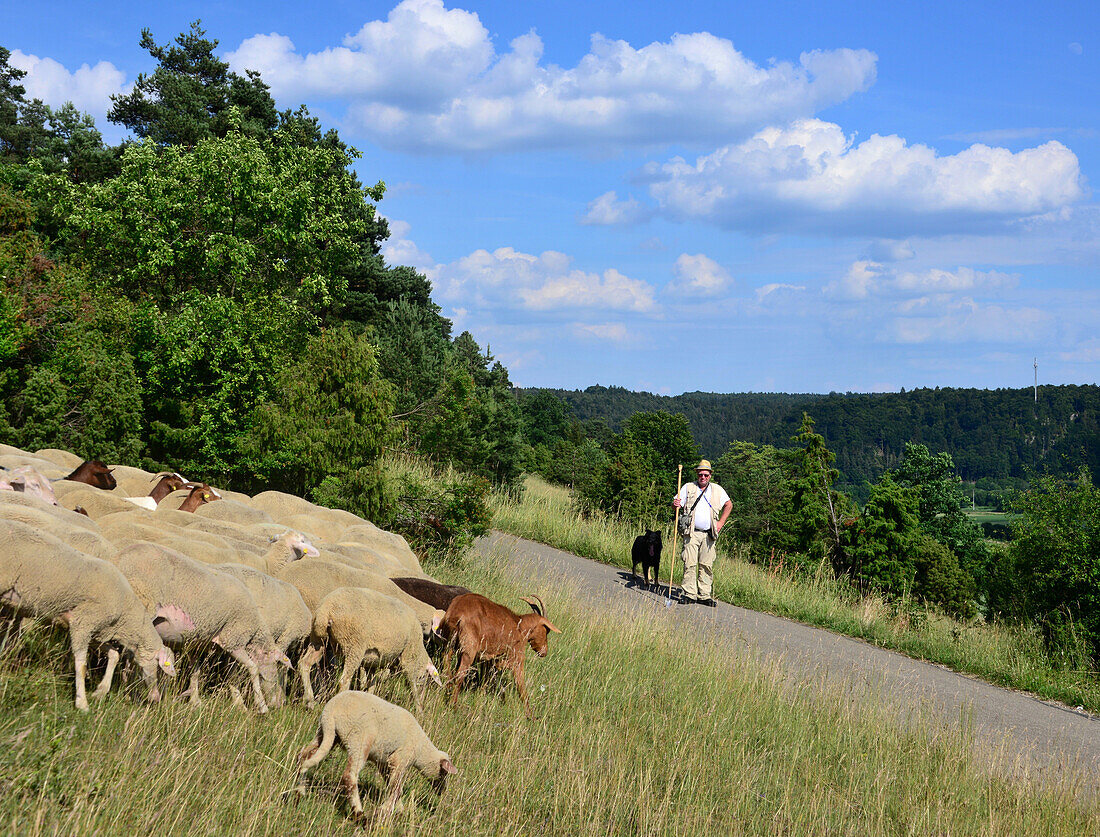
[529,383,1100,484]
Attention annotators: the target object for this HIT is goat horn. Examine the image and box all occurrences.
[520,595,545,617]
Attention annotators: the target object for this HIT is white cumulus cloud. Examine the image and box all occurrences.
[881,299,1051,344]
[826,261,1019,300]
[580,191,649,226]
[434,246,656,313]
[644,118,1084,236]
[226,0,877,152]
[8,49,128,124]
[665,253,733,297]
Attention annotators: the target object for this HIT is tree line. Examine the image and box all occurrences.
[517,390,1100,671]
[530,383,1100,496]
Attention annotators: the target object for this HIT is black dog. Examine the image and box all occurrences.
[631,529,662,588]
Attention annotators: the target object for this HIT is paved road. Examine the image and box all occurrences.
[476,531,1100,787]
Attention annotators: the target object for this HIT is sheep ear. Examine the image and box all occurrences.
[158,647,177,676]
[211,634,223,649]
[440,758,457,775]
[426,662,443,687]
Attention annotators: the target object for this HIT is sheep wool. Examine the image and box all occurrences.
[278,559,440,635]
[295,690,456,821]
[298,586,442,711]
[113,541,288,714]
[0,520,175,711]
[216,562,313,709]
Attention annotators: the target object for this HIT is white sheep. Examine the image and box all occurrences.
[297,586,443,711]
[0,520,176,710]
[96,513,242,565]
[214,562,312,708]
[5,465,59,506]
[191,496,273,527]
[56,486,146,520]
[294,690,457,822]
[32,447,84,470]
[154,508,271,556]
[339,524,423,575]
[0,492,116,561]
[277,559,441,635]
[259,530,320,574]
[112,542,290,713]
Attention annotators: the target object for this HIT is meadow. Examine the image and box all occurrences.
[490,476,1100,714]
[1,535,1098,835]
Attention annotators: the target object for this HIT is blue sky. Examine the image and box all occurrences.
[7,1,1099,394]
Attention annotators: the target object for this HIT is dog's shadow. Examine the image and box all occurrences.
[620,570,669,595]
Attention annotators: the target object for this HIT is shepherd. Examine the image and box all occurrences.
[671,459,732,606]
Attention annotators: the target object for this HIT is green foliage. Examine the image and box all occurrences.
[107,21,278,146]
[888,443,985,607]
[13,328,143,463]
[1008,469,1100,663]
[140,292,305,479]
[573,410,698,527]
[240,327,394,499]
[780,413,850,564]
[714,441,796,561]
[375,457,493,559]
[840,476,921,597]
[530,383,1100,487]
[57,126,372,310]
[520,389,571,449]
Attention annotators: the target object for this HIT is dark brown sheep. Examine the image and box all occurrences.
[390,577,472,612]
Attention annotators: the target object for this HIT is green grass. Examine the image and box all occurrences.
[491,475,1100,714]
[1,550,1097,835]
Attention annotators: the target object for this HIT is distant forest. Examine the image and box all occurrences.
[524,384,1100,488]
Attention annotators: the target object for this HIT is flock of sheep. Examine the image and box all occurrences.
[0,443,561,822]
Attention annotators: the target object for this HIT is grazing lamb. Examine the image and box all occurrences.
[440,593,561,718]
[390,577,472,612]
[631,529,663,588]
[0,520,176,710]
[215,562,312,708]
[278,560,441,635]
[294,690,456,822]
[297,586,443,711]
[259,530,319,574]
[113,542,290,714]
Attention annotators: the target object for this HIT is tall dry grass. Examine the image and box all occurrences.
[491,475,1100,713]
[2,540,1097,835]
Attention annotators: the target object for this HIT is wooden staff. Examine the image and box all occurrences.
[668,464,683,602]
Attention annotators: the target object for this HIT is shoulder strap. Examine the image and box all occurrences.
[688,486,707,514]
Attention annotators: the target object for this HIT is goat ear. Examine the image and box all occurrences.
[544,619,562,635]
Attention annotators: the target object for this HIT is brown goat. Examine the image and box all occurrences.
[149,472,189,504]
[64,460,117,490]
[390,577,472,612]
[440,593,560,718]
[177,483,221,513]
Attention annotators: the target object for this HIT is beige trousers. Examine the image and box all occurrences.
[681,529,716,600]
